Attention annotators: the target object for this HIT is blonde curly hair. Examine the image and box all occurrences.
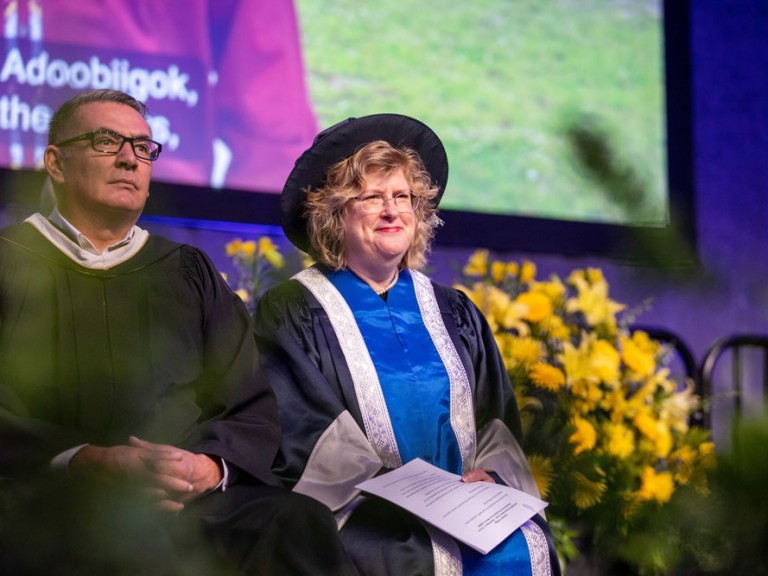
[304,140,442,271]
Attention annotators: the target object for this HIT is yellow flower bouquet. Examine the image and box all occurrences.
[224,237,288,311]
[457,249,715,572]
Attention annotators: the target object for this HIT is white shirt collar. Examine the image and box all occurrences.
[25,208,150,270]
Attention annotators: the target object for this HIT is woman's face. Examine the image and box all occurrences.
[342,167,416,273]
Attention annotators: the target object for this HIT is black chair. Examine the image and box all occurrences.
[630,325,702,426]
[699,334,768,430]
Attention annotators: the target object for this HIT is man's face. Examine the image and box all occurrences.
[47,101,154,222]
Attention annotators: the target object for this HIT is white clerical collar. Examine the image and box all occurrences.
[25,209,150,270]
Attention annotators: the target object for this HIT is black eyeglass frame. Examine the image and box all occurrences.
[54,130,163,161]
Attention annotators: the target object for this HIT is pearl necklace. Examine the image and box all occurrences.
[375,269,399,295]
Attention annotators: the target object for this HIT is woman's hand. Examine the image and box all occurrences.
[461,468,496,483]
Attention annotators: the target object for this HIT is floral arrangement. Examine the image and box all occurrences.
[457,249,715,572]
[224,237,288,311]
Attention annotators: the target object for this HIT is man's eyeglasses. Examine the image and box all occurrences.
[54,130,163,161]
[352,192,419,214]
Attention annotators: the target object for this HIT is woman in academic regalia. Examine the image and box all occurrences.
[253,114,561,576]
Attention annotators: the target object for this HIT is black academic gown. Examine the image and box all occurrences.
[0,223,356,576]
[253,267,561,576]
[0,222,278,480]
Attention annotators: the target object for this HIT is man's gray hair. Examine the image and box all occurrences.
[48,89,148,145]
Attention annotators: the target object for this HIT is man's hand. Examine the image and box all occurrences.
[69,437,223,513]
[128,436,223,508]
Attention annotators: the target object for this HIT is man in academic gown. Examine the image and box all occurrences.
[0,89,355,576]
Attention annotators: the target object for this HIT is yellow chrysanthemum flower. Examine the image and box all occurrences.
[528,455,555,498]
[571,469,607,509]
[529,362,566,392]
[515,291,552,323]
[638,466,675,503]
[569,416,597,455]
[509,337,544,367]
[602,422,635,458]
[539,313,571,341]
[464,249,489,277]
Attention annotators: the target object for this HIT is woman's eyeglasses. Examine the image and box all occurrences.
[352,192,419,214]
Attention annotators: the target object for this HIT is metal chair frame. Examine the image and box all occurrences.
[699,334,768,429]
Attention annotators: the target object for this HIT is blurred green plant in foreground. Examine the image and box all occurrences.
[648,413,768,576]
